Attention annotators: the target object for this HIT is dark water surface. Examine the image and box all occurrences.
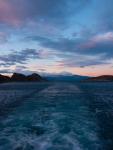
[0,82,113,150]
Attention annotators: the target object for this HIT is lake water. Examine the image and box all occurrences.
[0,82,113,150]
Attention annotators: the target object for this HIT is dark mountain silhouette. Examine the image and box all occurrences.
[1,73,113,83]
[84,75,113,82]
[0,74,10,83]
[27,73,45,82]
[11,73,27,82]
[0,73,46,83]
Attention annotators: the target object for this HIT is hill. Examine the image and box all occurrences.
[84,75,113,82]
[0,73,46,83]
[45,74,89,82]
[0,74,10,83]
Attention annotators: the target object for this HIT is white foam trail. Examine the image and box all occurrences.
[39,83,82,97]
[63,134,83,150]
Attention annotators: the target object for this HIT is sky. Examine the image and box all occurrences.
[0,0,113,76]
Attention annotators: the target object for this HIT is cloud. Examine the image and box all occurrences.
[25,30,113,68]
[26,31,113,59]
[0,0,113,73]
[93,32,113,42]
[26,35,80,52]
[57,53,110,68]
[96,0,113,32]
[0,0,90,27]
[78,32,113,58]
[0,69,13,74]
[0,66,31,74]
[0,48,42,67]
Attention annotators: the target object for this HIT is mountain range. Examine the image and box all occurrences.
[84,75,113,82]
[0,73,113,83]
[0,73,46,83]
[45,74,89,82]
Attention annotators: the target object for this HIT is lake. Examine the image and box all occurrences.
[0,82,113,150]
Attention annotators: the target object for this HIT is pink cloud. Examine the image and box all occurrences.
[0,0,22,26]
[78,40,96,49]
[78,32,113,49]
[93,32,113,42]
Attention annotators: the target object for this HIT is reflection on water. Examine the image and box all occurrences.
[0,82,113,150]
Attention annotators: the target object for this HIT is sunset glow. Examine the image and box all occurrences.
[0,0,113,76]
